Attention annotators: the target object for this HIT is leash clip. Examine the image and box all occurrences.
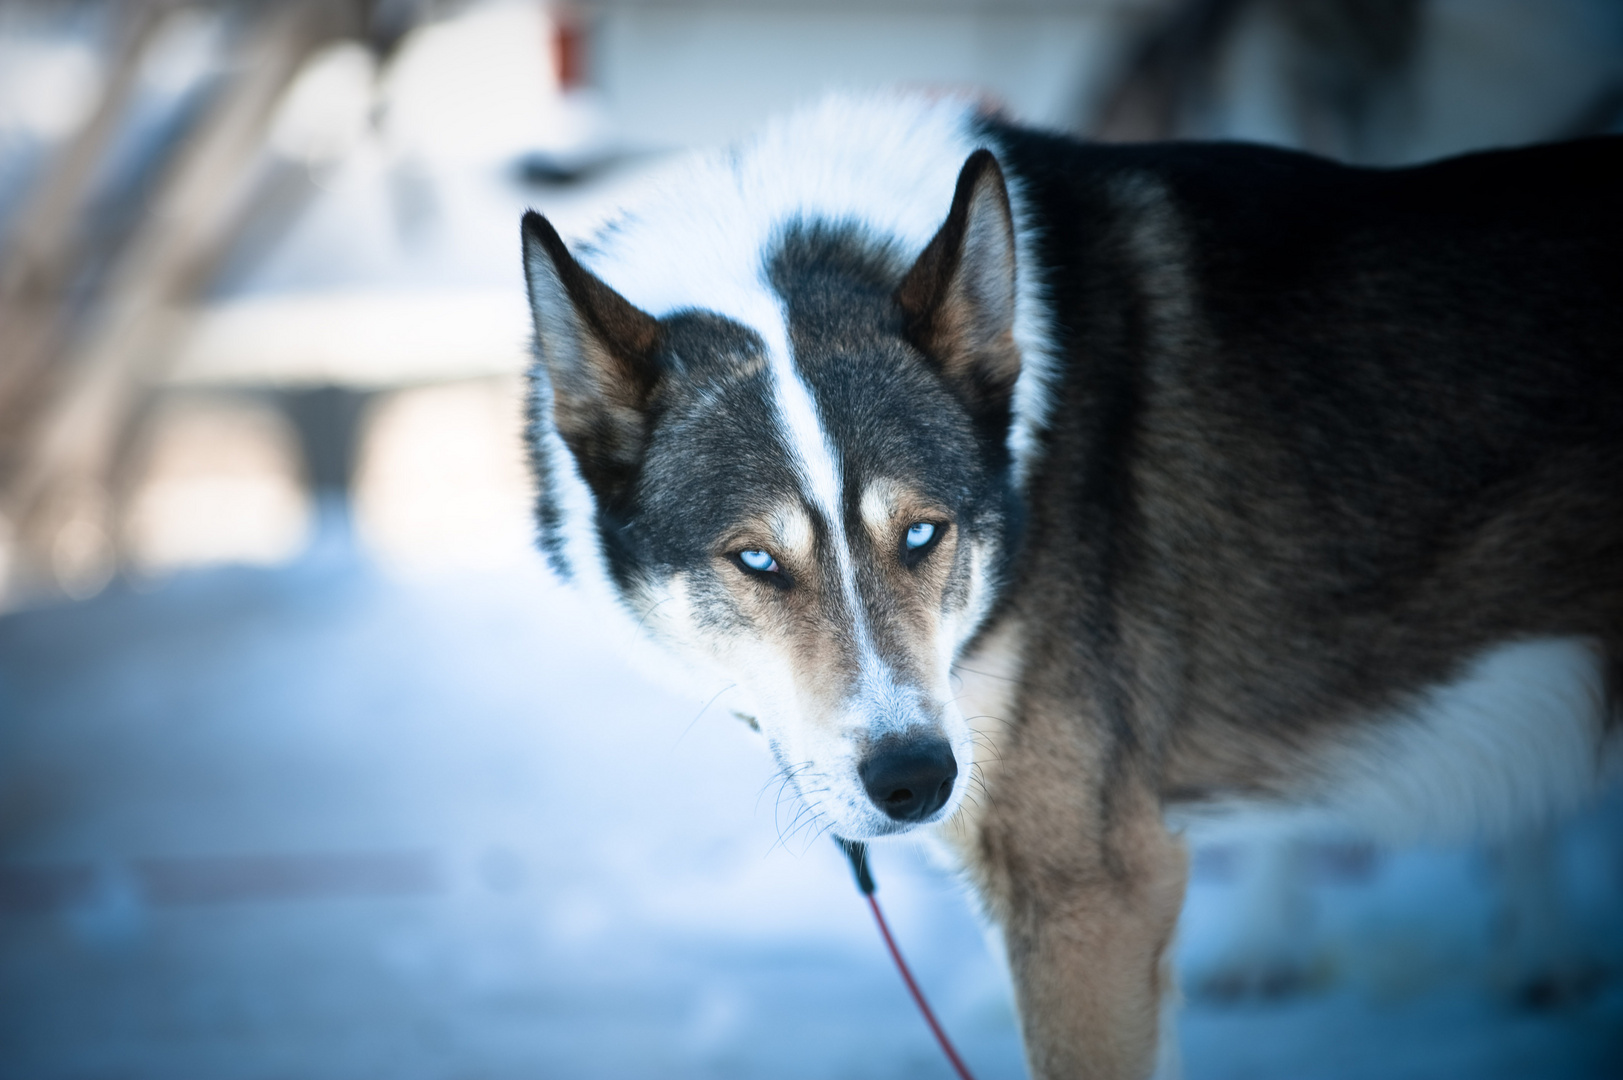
[837,837,876,894]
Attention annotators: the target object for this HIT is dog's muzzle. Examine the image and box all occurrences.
[858,734,958,822]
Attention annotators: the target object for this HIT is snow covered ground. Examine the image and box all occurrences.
[1,557,1619,1079]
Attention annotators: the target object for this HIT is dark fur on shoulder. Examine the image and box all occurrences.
[985,127,1622,795]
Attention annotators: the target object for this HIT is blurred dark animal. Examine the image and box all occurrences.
[1090,0,1623,161]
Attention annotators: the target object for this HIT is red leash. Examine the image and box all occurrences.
[840,840,978,1080]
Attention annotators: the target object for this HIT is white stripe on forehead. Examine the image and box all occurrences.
[690,287,846,548]
[683,281,882,696]
[753,298,880,683]
[756,315,843,532]
[769,346,899,714]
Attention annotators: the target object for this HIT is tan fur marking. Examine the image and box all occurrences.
[768,503,814,563]
[853,480,960,694]
[859,479,901,537]
[709,526,862,732]
[966,676,1188,1080]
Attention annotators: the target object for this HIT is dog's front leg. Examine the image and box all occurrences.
[999,820,1187,1079]
[974,703,1189,1080]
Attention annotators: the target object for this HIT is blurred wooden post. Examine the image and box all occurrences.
[0,2,172,481]
[0,0,368,602]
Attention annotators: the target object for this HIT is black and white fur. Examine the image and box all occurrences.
[521,92,1623,1079]
[524,96,1057,840]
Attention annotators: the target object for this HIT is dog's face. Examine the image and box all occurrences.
[523,152,1022,839]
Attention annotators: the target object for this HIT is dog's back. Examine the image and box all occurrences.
[981,124,1623,831]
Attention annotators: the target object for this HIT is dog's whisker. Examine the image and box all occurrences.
[774,798,820,851]
[677,682,739,745]
[950,663,1020,684]
[802,818,839,855]
[792,806,835,850]
[628,596,674,640]
[773,780,808,839]
[757,759,814,812]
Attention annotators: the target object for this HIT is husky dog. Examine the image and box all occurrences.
[520,93,1622,1079]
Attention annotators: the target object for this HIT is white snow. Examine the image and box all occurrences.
[0,561,1618,1078]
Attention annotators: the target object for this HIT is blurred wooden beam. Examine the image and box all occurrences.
[0,1,173,480]
[0,0,368,601]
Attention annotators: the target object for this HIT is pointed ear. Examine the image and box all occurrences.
[896,150,1021,423]
[523,211,663,498]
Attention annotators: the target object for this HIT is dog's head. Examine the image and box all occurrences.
[522,150,1025,839]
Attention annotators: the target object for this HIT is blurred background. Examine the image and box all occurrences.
[1,1,1621,1077]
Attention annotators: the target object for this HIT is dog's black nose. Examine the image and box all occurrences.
[859,736,958,822]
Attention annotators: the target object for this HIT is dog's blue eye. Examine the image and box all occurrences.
[905,522,936,550]
[739,549,778,573]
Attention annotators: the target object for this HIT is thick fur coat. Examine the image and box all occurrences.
[521,93,1623,1079]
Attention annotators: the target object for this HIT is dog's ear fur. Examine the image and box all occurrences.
[896,150,1021,423]
[523,211,663,498]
